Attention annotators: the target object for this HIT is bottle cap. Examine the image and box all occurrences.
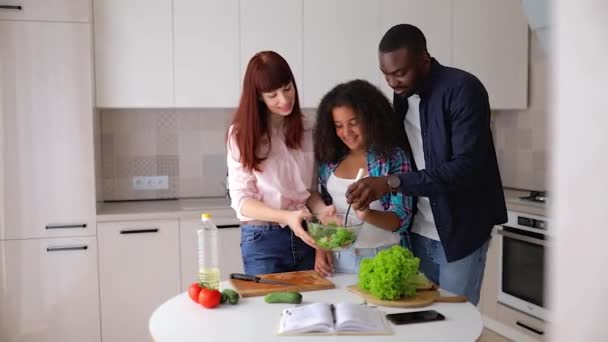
[201,213,211,220]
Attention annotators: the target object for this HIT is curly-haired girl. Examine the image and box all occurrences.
[308,79,414,275]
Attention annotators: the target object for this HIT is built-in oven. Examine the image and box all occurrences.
[497,210,549,321]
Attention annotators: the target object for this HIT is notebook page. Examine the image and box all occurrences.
[278,303,334,334]
[334,303,386,332]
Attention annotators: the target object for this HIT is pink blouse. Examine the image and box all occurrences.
[226,120,315,221]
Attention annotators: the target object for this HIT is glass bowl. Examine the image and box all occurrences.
[306,213,363,251]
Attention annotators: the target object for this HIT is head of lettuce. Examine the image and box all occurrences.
[358,245,421,300]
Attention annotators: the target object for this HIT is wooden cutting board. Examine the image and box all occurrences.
[347,284,467,308]
[229,270,335,297]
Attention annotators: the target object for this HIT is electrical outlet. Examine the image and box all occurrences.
[133,176,169,190]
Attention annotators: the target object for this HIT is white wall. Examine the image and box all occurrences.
[550,0,608,340]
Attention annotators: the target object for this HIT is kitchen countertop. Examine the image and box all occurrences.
[96,197,235,222]
[149,273,483,342]
[96,188,547,222]
[503,188,548,217]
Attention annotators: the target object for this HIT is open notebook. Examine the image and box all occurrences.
[277,302,392,336]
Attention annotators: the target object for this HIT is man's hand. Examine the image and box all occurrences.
[346,176,391,210]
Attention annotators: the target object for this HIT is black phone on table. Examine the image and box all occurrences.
[385,310,445,325]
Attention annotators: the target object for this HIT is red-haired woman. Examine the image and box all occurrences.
[227,51,316,275]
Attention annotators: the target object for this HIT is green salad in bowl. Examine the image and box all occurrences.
[306,213,363,251]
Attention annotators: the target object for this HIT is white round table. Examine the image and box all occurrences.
[149,274,483,341]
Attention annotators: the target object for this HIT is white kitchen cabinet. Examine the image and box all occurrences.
[0,47,4,238]
[302,0,381,108]
[478,227,500,319]
[453,0,529,109]
[98,219,180,342]
[240,0,303,99]
[0,0,90,22]
[379,0,453,99]
[0,237,101,342]
[173,0,239,108]
[179,210,242,287]
[94,0,173,107]
[0,20,96,240]
[496,303,546,341]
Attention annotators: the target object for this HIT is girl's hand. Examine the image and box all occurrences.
[355,207,371,221]
[314,249,334,277]
[284,208,317,248]
[318,204,337,224]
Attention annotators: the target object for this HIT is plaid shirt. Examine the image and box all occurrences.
[317,148,414,233]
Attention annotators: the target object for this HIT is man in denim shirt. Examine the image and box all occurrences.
[347,24,507,305]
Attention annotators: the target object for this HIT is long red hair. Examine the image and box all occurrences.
[229,51,304,172]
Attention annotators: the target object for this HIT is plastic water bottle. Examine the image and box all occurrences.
[197,213,220,289]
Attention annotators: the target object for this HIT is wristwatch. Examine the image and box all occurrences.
[387,175,401,193]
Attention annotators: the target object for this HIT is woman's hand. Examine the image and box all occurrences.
[314,249,334,277]
[355,207,371,221]
[283,208,317,248]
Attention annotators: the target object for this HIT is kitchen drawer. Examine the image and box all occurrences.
[496,303,547,341]
[0,0,90,22]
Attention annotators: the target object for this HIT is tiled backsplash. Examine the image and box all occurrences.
[492,33,549,191]
[100,109,233,200]
[98,35,548,201]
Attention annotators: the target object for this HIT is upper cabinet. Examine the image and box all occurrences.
[0,20,96,240]
[93,0,174,107]
[379,0,453,99]
[240,0,303,100]
[453,0,529,109]
[92,0,529,109]
[174,0,240,107]
[302,0,381,108]
[0,0,90,22]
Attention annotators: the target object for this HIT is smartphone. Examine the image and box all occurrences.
[385,310,445,325]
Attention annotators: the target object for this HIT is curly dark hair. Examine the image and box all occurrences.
[314,79,404,164]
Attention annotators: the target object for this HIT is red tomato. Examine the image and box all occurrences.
[188,283,202,302]
[198,288,222,309]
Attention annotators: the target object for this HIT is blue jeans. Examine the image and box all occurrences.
[332,245,395,274]
[240,223,315,275]
[404,233,490,305]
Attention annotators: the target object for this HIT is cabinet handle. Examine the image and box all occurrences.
[46,223,87,230]
[497,229,545,246]
[120,228,159,234]
[217,224,240,229]
[47,245,88,252]
[0,5,22,10]
[516,321,544,335]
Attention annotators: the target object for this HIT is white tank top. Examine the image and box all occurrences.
[404,94,440,240]
[326,173,400,248]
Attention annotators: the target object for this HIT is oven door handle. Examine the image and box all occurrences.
[498,229,546,246]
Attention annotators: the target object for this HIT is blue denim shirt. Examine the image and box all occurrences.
[393,58,507,262]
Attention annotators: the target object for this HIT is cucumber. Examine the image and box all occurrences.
[222,289,240,305]
[264,291,303,304]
